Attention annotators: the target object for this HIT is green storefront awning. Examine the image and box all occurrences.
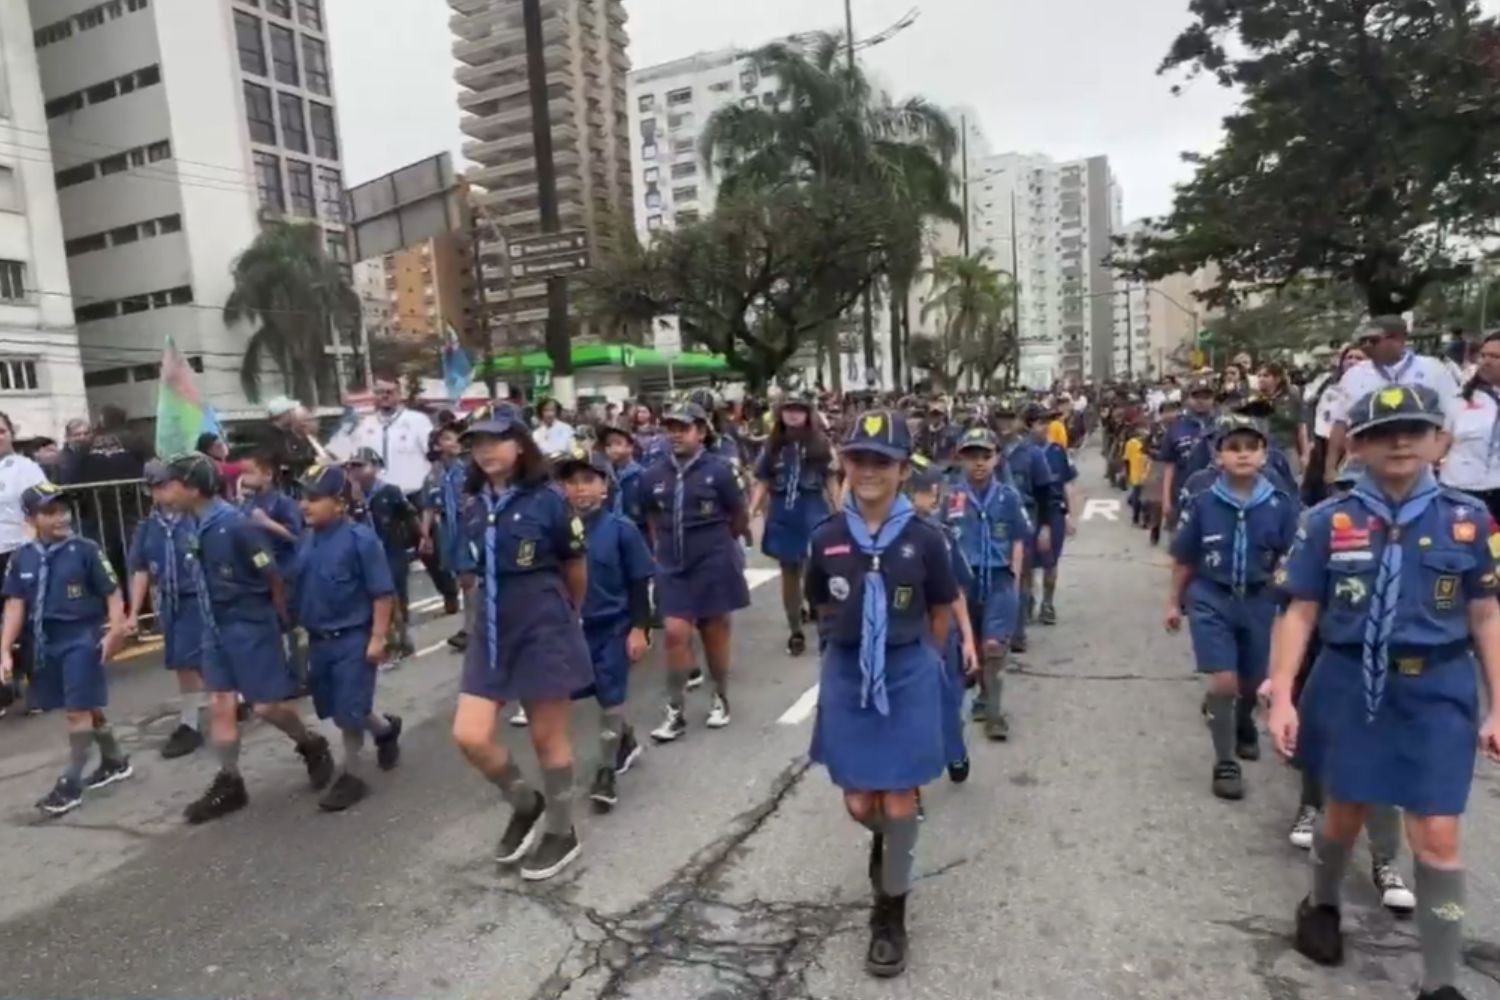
[475,344,731,376]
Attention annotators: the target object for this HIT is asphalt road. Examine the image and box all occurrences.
[2,456,1500,1000]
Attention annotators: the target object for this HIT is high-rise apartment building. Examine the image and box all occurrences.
[972,153,1122,385]
[1112,220,1216,378]
[451,0,632,346]
[0,1,88,439]
[382,235,475,342]
[31,0,350,418]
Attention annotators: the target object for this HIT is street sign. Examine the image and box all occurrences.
[511,253,590,280]
[508,230,588,261]
[1196,329,1215,346]
[653,316,682,358]
[532,369,552,391]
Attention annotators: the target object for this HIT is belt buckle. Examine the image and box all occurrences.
[1395,656,1424,677]
[1232,584,1246,599]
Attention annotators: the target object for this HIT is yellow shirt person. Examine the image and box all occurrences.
[1046,418,1069,448]
[1124,436,1149,487]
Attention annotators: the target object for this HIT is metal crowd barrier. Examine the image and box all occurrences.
[61,477,155,632]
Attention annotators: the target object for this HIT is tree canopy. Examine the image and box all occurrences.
[1120,0,1500,316]
[913,249,1017,390]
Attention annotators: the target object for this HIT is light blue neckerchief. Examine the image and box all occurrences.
[30,539,68,665]
[1350,470,1440,722]
[782,444,802,510]
[668,449,704,569]
[188,501,233,671]
[439,461,462,546]
[1208,474,1276,592]
[1374,352,1416,386]
[481,485,520,675]
[152,509,182,625]
[961,477,1001,600]
[842,492,916,717]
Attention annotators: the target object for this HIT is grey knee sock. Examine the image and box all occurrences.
[215,737,241,777]
[881,814,919,897]
[1366,805,1402,861]
[855,812,885,835]
[665,668,688,710]
[982,652,1005,720]
[598,707,623,769]
[782,585,802,634]
[340,729,365,778]
[92,723,125,763]
[1042,578,1056,603]
[64,730,93,784]
[1299,769,1323,810]
[490,759,540,814]
[1415,862,1465,992]
[1310,825,1353,907]
[261,709,311,744]
[365,713,391,738]
[541,764,575,835]
[1205,693,1236,763]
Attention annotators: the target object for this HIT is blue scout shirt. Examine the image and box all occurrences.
[606,459,646,528]
[1003,437,1056,516]
[1155,412,1214,479]
[291,519,396,634]
[806,516,958,647]
[1171,475,1299,590]
[1041,442,1077,514]
[925,514,975,594]
[1278,486,1500,648]
[459,483,584,581]
[422,459,468,533]
[578,508,653,627]
[754,442,832,502]
[1181,432,1298,495]
[942,476,1032,574]
[192,499,280,622]
[3,536,117,626]
[127,510,197,596]
[357,479,417,558]
[1177,461,1301,523]
[239,488,303,572]
[640,449,745,570]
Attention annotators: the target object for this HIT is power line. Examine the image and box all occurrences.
[3,121,263,182]
[0,144,255,198]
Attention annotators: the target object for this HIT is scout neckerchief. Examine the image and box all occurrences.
[152,508,183,625]
[1208,474,1276,593]
[609,459,640,516]
[842,492,915,717]
[439,460,463,549]
[189,500,236,670]
[1374,352,1416,386]
[781,442,803,510]
[377,406,402,467]
[668,448,704,570]
[960,476,1001,600]
[29,538,70,665]
[1351,470,1440,722]
[481,484,521,675]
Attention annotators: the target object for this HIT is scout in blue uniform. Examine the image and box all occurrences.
[1268,385,1500,1000]
[806,410,960,978]
[946,426,1031,740]
[0,483,131,816]
[449,406,592,882]
[126,460,207,760]
[1028,402,1079,625]
[999,403,1056,652]
[291,464,402,812]
[1165,415,1298,799]
[596,422,646,532]
[639,402,750,744]
[750,393,836,656]
[237,451,304,573]
[346,448,420,661]
[554,450,653,813]
[158,454,336,825]
[908,454,979,784]
[420,426,472,653]
[1156,377,1217,528]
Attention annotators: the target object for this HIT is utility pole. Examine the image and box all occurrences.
[469,207,497,398]
[844,0,856,70]
[522,0,573,407]
[960,114,970,256]
[842,0,876,386]
[1009,189,1020,379]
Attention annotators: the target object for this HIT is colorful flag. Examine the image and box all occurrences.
[155,335,219,457]
[441,320,473,401]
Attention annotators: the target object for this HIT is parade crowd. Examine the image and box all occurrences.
[2,314,1499,997]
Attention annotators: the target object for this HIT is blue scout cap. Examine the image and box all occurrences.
[1021,402,1050,426]
[300,463,348,500]
[1347,384,1445,437]
[596,421,634,444]
[841,410,911,460]
[462,402,526,440]
[956,426,1000,454]
[143,459,171,487]
[1214,413,1269,448]
[991,396,1017,417]
[662,402,709,426]
[165,452,220,495]
[907,453,943,491]
[21,482,69,517]
[554,447,610,479]
[345,446,383,467]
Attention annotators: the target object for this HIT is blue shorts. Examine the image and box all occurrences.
[308,628,377,731]
[1035,512,1067,570]
[202,615,299,705]
[1185,580,1275,682]
[574,618,630,709]
[32,628,107,712]
[160,599,203,671]
[967,570,1019,646]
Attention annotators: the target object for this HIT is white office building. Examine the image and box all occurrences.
[31,0,349,419]
[971,152,1122,386]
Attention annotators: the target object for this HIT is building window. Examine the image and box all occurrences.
[670,162,697,179]
[158,213,182,234]
[639,118,656,142]
[317,166,343,221]
[234,11,266,76]
[254,152,283,211]
[278,92,308,153]
[675,210,700,225]
[297,0,323,31]
[83,366,128,386]
[666,87,692,106]
[0,261,24,302]
[646,215,662,232]
[99,154,128,176]
[709,80,731,93]
[268,0,291,16]
[147,141,170,162]
[0,359,40,393]
[56,164,95,189]
[287,160,315,216]
[641,143,657,161]
[644,189,661,209]
[303,37,330,95]
[638,94,654,112]
[65,233,109,257]
[325,234,349,263]
[109,224,140,246]
[136,65,161,88]
[309,102,338,159]
[642,166,658,184]
[120,295,150,315]
[667,111,694,131]
[672,137,694,155]
[269,24,299,86]
[244,83,275,144]
[44,94,84,119]
[673,185,698,202]
[47,64,162,119]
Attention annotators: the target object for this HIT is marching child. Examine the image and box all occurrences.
[420,425,471,652]
[346,448,420,662]
[1,483,131,816]
[596,422,647,531]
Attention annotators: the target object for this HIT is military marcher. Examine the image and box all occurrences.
[805,410,960,978]
[0,483,131,815]
[1268,385,1500,1000]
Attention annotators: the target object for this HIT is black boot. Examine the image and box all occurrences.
[867,833,884,896]
[865,893,909,978]
[1293,896,1343,966]
[297,734,335,790]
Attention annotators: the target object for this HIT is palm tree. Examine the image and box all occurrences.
[920,249,1017,389]
[225,221,358,405]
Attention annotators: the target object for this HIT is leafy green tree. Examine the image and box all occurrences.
[917,249,1017,389]
[1121,0,1500,315]
[1200,282,1367,359]
[225,221,358,405]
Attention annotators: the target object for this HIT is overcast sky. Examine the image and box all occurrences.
[324,0,1256,221]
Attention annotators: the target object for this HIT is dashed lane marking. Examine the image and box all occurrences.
[778,684,820,725]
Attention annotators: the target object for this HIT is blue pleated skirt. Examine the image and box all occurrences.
[761,492,830,566]
[810,640,945,791]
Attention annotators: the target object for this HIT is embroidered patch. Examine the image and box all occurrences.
[1205,551,1223,568]
[251,551,271,569]
[991,523,1008,540]
[1490,533,1500,559]
[823,544,851,557]
[570,517,584,542]
[899,544,915,559]
[1329,531,1371,552]
[1334,577,1368,607]
[947,492,967,516]
[66,582,82,599]
[1329,551,1374,563]
[1434,575,1459,611]
[699,500,715,516]
[862,414,884,437]
[1331,512,1355,531]
[829,576,850,601]
[1453,522,1477,543]
[1273,567,1288,587]
[892,585,912,610]
[1418,536,1432,548]
[516,540,536,568]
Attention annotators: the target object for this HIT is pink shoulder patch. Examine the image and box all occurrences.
[823,544,852,556]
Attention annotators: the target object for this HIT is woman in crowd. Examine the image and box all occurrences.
[1441,330,1500,522]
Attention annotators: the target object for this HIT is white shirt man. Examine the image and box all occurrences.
[533,418,575,456]
[331,382,434,495]
[0,451,47,555]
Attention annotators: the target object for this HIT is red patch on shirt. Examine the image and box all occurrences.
[1330,527,1371,552]
[947,492,967,516]
[823,544,852,556]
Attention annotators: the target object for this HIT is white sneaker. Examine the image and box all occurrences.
[509,706,529,728]
[685,668,705,691]
[1372,859,1416,914]
[1289,805,1318,850]
[706,693,730,729]
[650,704,686,743]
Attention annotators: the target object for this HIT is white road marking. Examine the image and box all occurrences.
[1081,499,1122,522]
[415,640,450,658]
[778,683,820,725]
[745,568,779,590]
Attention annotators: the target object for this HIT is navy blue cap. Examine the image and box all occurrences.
[344,447,383,467]
[1347,385,1445,437]
[554,447,610,479]
[907,453,943,491]
[662,402,709,426]
[300,463,348,500]
[956,426,1000,454]
[165,452,220,495]
[1187,377,1216,396]
[1214,413,1269,447]
[841,409,911,460]
[143,459,171,487]
[462,402,526,440]
[596,421,634,444]
[1021,402,1050,425]
[21,481,68,517]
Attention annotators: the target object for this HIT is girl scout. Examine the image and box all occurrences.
[806,410,960,978]
[1000,403,1056,653]
[750,392,836,657]
[1165,414,1298,800]
[0,483,131,816]
[1030,403,1079,625]
[640,402,750,743]
[292,464,402,812]
[1268,385,1500,1000]
[420,423,471,653]
[449,406,592,883]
